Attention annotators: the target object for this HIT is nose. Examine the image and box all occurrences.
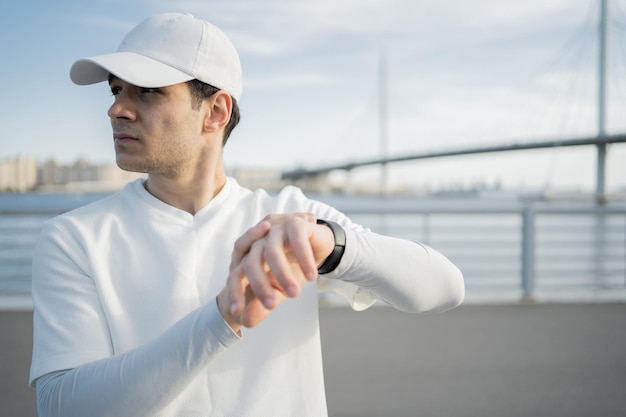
[107,92,135,121]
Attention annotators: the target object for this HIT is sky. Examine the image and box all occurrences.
[1,0,626,193]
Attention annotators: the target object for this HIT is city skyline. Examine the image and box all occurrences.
[2,153,625,197]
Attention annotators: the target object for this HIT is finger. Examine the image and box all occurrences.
[284,219,318,281]
[230,221,271,271]
[263,226,300,297]
[241,286,270,328]
[243,239,278,309]
[226,262,249,316]
[240,287,288,328]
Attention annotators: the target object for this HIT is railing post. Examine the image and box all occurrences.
[521,206,535,299]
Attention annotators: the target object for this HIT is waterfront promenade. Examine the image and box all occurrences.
[2,302,625,417]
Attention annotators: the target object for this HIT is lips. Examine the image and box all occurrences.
[113,133,139,142]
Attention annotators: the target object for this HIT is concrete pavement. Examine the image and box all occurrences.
[2,303,625,417]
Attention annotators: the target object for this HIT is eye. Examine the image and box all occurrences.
[110,86,122,96]
[140,87,160,94]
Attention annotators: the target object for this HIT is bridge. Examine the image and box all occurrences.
[282,133,626,200]
[282,0,624,201]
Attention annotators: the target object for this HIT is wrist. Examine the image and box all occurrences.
[216,292,242,334]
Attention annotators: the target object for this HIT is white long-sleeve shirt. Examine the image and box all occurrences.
[30,178,464,417]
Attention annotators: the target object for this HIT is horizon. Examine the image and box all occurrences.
[3,153,626,196]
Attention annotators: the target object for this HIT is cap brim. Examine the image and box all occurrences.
[70,51,194,88]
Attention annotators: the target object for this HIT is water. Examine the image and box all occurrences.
[0,192,111,296]
[1,191,625,301]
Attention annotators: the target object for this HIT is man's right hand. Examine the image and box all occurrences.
[217,213,335,331]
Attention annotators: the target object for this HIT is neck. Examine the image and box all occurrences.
[144,158,227,215]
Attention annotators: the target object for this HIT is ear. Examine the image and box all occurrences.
[203,91,232,135]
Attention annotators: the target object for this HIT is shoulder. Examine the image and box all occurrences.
[41,180,142,235]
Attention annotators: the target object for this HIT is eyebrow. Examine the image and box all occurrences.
[108,74,118,85]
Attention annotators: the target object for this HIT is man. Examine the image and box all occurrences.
[30,12,464,417]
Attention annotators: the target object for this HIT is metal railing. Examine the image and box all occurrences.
[1,197,625,300]
[315,196,626,300]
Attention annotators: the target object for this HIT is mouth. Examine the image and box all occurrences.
[113,133,139,143]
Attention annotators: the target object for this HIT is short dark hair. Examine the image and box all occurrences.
[187,79,240,146]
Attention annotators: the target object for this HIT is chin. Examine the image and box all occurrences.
[115,157,149,174]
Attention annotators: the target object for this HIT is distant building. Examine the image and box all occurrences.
[0,156,38,192]
[227,166,286,192]
[37,159,145,192]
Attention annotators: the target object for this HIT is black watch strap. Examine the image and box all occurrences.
[316,219,346,274]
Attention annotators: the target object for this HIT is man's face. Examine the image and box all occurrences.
[107,77,207,176]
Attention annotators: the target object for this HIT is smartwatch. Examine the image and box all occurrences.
[316,219,346,274]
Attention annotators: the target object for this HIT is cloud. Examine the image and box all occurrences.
[121,0,591,60]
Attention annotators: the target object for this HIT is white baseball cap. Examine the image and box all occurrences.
[70,12,243,100]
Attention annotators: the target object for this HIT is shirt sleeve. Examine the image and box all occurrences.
[318,228,465,313]
[34,297,241,417]
[30,221,241,417]
[29,221,115,384]
[293,187,464,313]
